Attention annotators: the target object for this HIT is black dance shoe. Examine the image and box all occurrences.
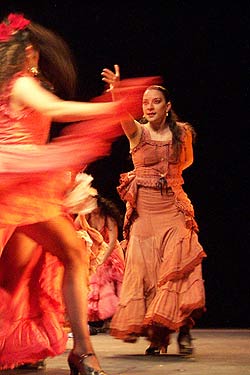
[16,360,46,370]
[177,331,193,356]
[145,345,161,355]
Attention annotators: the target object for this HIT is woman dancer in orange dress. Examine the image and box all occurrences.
[0,13,134,374]
[101,65,206,356]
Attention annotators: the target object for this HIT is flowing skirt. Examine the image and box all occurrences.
[110,187,206,341]
[0,246,66,369]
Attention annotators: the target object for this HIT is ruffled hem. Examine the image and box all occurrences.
[0,248,67,369]
[157,231,207,287]
[88,247,124,321]
[110,298,146,339]
[0,315,67,369]
[143,305,206,332]
[110,277,206,339]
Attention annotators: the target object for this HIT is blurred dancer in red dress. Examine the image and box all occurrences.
[0,13,129,374]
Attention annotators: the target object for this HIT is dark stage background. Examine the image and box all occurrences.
[1,1,249,328]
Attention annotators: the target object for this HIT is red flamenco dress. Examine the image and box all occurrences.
[0,72,159,369]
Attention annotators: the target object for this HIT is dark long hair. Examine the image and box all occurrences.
[140,85,196,161]
[0,15,77,99]
[96,195,123,229]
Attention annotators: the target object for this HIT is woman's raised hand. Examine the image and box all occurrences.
[101,64,120,92]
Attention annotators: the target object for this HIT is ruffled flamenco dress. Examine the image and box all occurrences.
[75,215,125,323]
[0,72,158,369]
[110,124,207,346]
[87,225,125,322]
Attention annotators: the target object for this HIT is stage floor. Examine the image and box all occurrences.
[1,329,250,375]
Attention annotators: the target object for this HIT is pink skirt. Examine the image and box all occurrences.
[88,241,125,321]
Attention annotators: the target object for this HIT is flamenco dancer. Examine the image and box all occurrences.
[101,65,206,356]
[75,195,124,330]
[0,13,155,374]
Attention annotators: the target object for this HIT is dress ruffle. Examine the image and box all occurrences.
[0,248,66,369]
[111,184,206,341]
[88,242,125,321]
[75,216,125,322]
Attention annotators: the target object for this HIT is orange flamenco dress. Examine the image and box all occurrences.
[110,124,207,343]
[0,72,156,369]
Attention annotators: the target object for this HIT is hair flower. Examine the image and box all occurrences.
[0,13,30,42]
[0,24,12,41]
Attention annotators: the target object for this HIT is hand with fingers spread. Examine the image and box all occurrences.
[101,64,120,92]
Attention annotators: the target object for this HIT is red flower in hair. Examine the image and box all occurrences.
[0,24,12,41]
[7,13,30,30]
[0,13,30,42]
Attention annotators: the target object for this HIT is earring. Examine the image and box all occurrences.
[166,111,169,117]
[28,66,39,77]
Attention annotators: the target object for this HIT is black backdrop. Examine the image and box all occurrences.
[1,0,249,328]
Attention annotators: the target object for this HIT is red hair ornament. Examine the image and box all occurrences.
[0,13,30,42]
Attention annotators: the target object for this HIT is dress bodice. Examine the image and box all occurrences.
[0,74,51,145]
[130,125,185,188]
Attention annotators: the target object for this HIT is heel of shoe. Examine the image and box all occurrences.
[177,332,193,356]
[68,358,80,375]
[68,351,86,375]
[160,345,168,354]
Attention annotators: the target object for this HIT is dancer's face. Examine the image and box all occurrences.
[142,89,171,125]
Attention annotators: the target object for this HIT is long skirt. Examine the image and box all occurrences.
[0,245,66,369]
[110,187,206,343]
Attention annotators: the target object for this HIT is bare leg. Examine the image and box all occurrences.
[17,215,101,369]
[0,232,37,292]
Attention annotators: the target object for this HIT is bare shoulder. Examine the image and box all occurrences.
[13,75,40,92]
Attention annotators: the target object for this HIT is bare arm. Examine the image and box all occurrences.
[12,76,120,122]
[101,65,142,147]
[97,217,118,266]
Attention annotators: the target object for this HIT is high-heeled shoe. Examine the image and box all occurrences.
[68,351,109,375]
[123,333,138,343]
[145,344,168,355]
[177,331,193,356]
[145,345,160,355]
[160,345,168,354]
[16,360,46,370]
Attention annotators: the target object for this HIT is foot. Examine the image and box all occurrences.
[89,325,98,335]
[123,333,138,343]
[68,351,108,375]
[177,330,193,356]
[160,345,168,354]
[145,345,160,355]
[15,360,46,369]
